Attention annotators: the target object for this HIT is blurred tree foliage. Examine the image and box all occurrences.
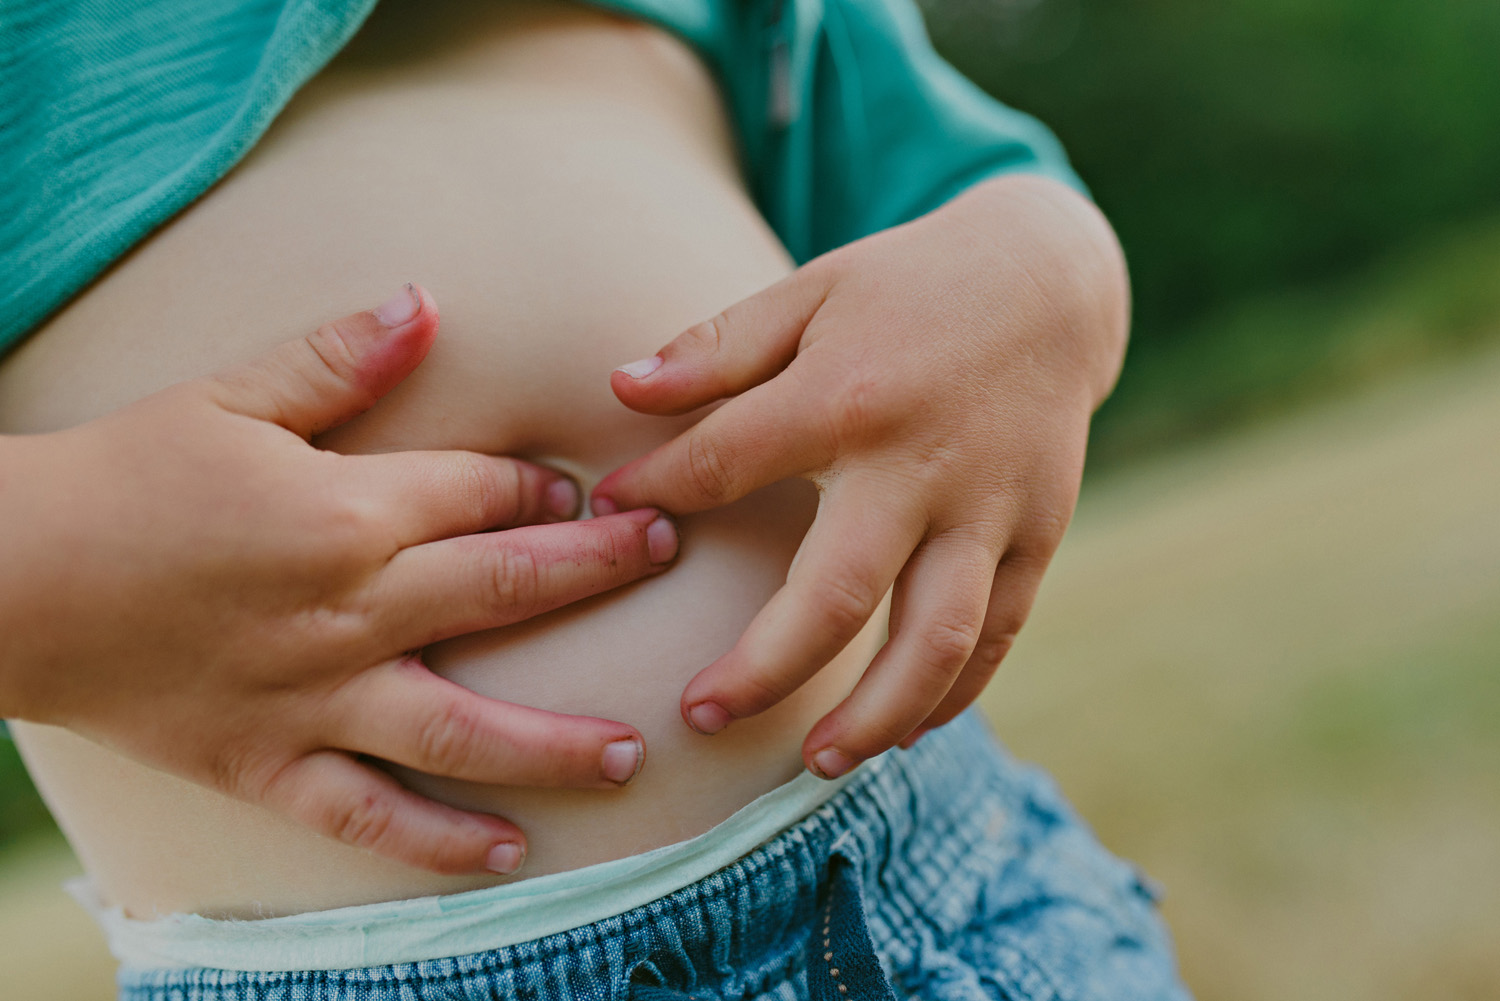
[930,0,1500,341]
[925,0,1500,461]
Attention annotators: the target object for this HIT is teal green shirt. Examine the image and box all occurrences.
[0,0,1083,357]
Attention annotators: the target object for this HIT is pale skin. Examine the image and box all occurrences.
[0,29,1126,886]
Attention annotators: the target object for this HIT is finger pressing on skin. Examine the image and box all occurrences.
[207,284,440,439]
[378,507,680,650]
[610,263,835,416]
[802,535,996,775]
[902,548,1051,745]
[332,657,644,788]
[356,450,580,549]
[679,479,921,737]
[591,378,831,516]
[259,750,528,875]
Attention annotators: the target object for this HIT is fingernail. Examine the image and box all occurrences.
[647,515,678,564]
[485,842,524,875]
[591,496,619,517]
[686,701,732,735]
[810,748,856,780]
[602,738,644,785]
[547,478,579,520]
[615,355,664,379]
[374,283,420,327]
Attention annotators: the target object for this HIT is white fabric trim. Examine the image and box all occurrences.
[72,763,869,972]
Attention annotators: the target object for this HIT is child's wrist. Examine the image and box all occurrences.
[941,173,1131,411]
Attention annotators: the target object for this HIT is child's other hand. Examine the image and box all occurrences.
[592,175,1128,778]
[0,285,676,875]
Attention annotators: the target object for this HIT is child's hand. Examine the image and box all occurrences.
[0,286,676,875]
[592,175,1128,777]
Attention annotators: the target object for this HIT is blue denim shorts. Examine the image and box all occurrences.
[119,712,1192,1000]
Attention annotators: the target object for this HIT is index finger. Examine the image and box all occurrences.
[375,508,680,650]
[591,378,832,517]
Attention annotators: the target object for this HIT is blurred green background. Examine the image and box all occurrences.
[3,0,1498,997]
[925,0,1500,468]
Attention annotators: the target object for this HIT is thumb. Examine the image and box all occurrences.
[609,262,834,416]
[205,284,440,439]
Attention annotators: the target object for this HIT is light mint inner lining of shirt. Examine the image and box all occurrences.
[76,759,877,972]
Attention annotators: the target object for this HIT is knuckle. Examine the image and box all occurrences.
[306,323,361,387]
[454,454,518,526]
[822,371,891,446]
[249,755,304,808]
[811,574,878,640]
[208,752,239,797]
[294,600,373,658]
[589,524,630,572]
[206,355,307,427]
[316,490,394,565]
[1023,511,1072,555]
[331,791,399,851]
[207,741,265,801]
[202,364,257,404]
[484,544,543,618]
[414,701,484,775]
[326,490,382,541]
[970,630,1019,671]
[905,437,964,480]
[918,613,982,670]
[685,433,738,504]
[681,315,726,356]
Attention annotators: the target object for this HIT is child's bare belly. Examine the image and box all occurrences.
[0,0,878,919]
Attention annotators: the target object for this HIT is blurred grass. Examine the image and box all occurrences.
[0,831,113,1000]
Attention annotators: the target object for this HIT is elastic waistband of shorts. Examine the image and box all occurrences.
[82,760,859,972]
[118,711,1026,998]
